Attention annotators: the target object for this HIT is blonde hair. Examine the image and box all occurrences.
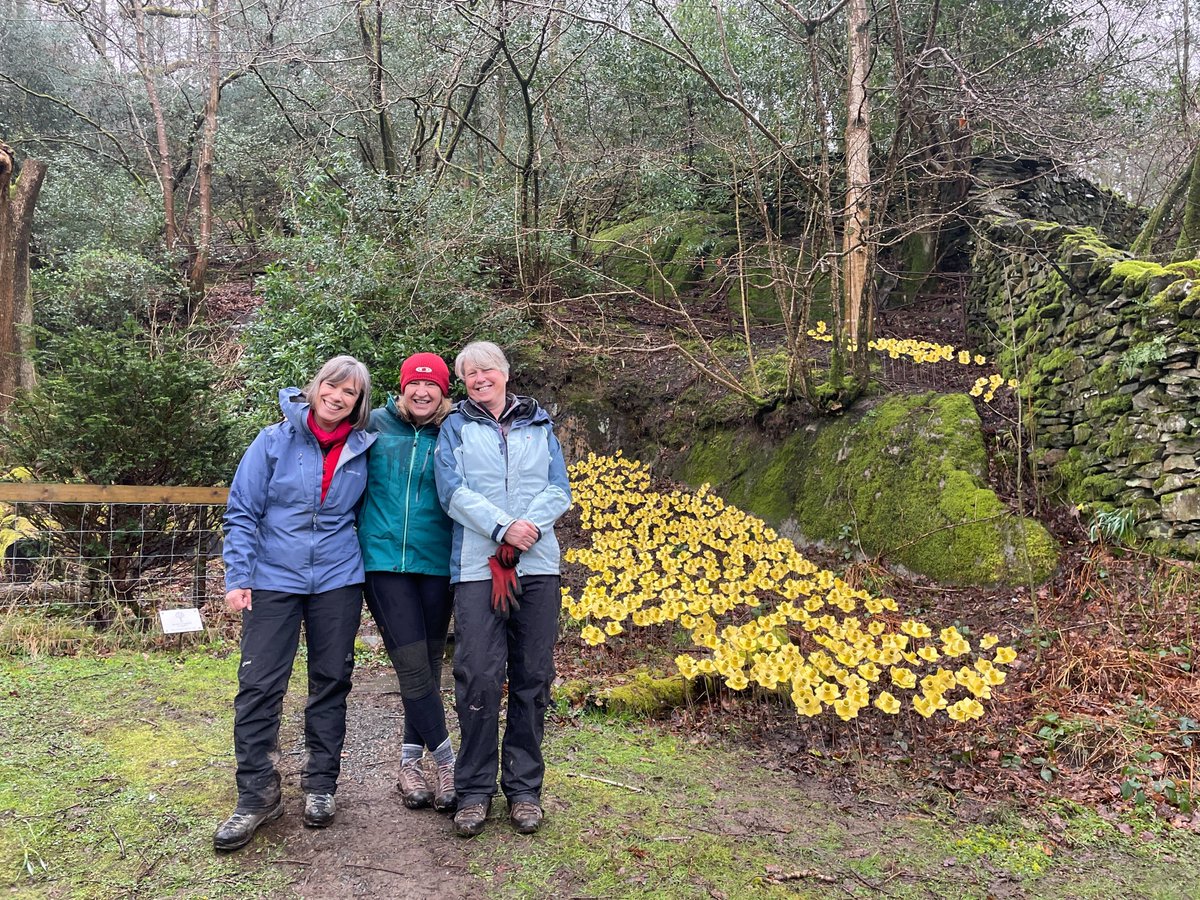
[454,341,509,379]
[303,355,372,431]
[395,393,452,426]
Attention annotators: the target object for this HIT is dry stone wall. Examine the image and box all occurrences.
[968,220,1200,556]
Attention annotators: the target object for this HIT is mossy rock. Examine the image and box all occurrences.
[589,212,824,325]
[591,211,735,301]
[554,670,716,717]
[677,392,1058,587]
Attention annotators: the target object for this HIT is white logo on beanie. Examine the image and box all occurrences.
[416,366,432,374]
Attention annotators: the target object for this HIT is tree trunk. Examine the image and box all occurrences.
[132,0,179,252]
[356,0,397,178]
[187,0,220,309]
[1175,143,1200,260]
[842,0,872,345]
[0,144,47,412]
[843,0,872,346]
[1131,156,1192,257]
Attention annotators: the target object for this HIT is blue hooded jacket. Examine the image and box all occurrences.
[223,387,377,594]
[435,394,571,584]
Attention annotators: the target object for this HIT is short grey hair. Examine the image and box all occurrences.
[454,341,509,379]
[303,355,372,431]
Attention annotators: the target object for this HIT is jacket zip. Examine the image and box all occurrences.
[401,425,419,569]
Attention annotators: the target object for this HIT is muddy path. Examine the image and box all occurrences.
[257,669,485,900]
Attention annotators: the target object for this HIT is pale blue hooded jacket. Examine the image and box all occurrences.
[434,394,571,584]
[223,387,376,594]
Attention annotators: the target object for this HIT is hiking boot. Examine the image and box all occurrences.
[453,801,489,837]
[397,760,433,809]
[213,801,285,851]
[433,763,457,813]
[509,801,543,835]
[303,792,335,828]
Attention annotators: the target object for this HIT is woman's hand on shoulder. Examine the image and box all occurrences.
[226,588,253,612]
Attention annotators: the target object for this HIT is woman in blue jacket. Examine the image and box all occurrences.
[357,352,457,813]
[214,355,375,852]
[435,341,572,838]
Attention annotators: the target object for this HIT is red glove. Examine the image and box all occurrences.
[488,546,522,618]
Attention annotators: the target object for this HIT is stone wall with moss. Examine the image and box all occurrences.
[968,221,1200,555]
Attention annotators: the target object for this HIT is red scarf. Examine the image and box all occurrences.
[307,411,353,503]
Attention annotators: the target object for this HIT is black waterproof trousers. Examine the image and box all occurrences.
[452,575,560,809]
[232,585,362,810]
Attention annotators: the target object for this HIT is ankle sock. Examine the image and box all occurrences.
[401,742,423,765]
[432,736,455,768]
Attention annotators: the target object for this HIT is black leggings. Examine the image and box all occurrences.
[365,572,453,750]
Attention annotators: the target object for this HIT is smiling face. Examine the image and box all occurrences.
[463,364,508,416]
[401,378,444,425]
[312,377,362,431]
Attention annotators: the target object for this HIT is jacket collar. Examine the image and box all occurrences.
[458,394,548,427]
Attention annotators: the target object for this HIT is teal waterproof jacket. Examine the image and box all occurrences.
[358,395,453,576]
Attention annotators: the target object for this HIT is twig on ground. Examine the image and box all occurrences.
[763,868,837,884]
[109,824,125,859]
[565,772,645,792]
[343,862,408,876]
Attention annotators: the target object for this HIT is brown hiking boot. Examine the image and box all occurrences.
[509,801,543,835]
[453,802,489,837]
[433,763,457,813]
[397,760,433,809]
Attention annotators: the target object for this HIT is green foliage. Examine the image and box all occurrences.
[33,248,184,335]
[0,325,241,624]
[1,324,238,485]
[1117,337,1168,380]
[31,150,163,260]
[239,169,527,421]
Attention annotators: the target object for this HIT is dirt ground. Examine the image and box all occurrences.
[250,669,487,900]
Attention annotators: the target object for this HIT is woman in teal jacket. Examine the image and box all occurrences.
[358,352,457,813]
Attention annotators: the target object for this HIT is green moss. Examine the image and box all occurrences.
[1099,415,1133,457]
[1103,259,1170,294]
[676,393,1057,586]
[591,211,734,301]
[589,670,697,716]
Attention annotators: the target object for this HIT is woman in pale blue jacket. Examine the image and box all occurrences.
[215,355,375,852]
[435,341,571,838]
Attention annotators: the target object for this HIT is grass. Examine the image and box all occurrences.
[0,649,289,899]
[3,649,1200,899]
[471,713,1200,900]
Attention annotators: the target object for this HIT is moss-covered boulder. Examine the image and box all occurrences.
[590,212,820,324]
[591,211,734,301]
[678,392,1058,586]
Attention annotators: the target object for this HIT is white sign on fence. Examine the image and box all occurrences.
[159,608,204,634]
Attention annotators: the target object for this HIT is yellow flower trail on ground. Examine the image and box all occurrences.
[806,321,1019,401]
[564,454,1018,723]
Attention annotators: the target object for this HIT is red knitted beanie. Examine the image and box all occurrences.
[399,352,450,396]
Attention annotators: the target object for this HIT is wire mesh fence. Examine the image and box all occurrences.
[0,485,229,647]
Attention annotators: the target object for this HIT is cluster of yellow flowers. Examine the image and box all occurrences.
[969,373,1020,403]
[803,321,1018,400]
[564,453,1018,724]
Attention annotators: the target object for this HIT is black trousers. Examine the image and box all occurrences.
[364,572,453,749]
[452,575,560,809]
[232,585,362,810]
